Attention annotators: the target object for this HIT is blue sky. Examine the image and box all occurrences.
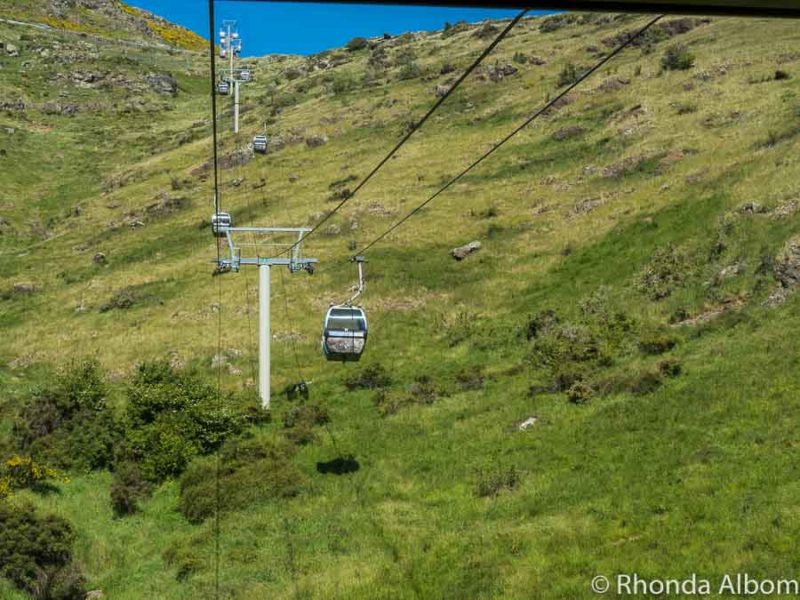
[129,1,538,56]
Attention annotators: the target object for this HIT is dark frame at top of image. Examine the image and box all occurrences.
[212,0,800,19]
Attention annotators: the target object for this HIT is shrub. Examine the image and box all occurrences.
[557,63,588,87]
[328,73,357,95]
[637,331,677,355]
[658,358,683,378]
[0,502,85,599]
[98,288,137,312]
[398,61,422,80]
[119,361,251,482]
[473,22,499,40]
[567,381,594,404]
[530,323,600,367]
[636,244,690,301]
[475,465,520,497]
[525,309,560,340]
[540,14,576,33]
[283,404,330,446]
[13,360,118,471]
[407,376,438,405]
[178,438,303,524]
[455,368,484,391]
[441,20,469,38]
[372,390,403,417]
[110,462,153,517]
[2,455,61,494]
[345,36,368,52]
[344,363,392,390]
[630,370,663,395]
[661,44,695,71]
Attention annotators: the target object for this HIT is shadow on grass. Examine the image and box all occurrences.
[316,455,360,475]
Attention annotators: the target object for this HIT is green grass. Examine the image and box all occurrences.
[1,7,800,599]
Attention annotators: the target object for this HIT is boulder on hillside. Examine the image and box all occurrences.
[551,125,586,141]
[451,241,482,261]
[435,84,451,98]
[306,134,328,148]
[487,63,518,82]
[13,282,36,295]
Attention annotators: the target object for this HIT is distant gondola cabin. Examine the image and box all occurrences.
[211,212,232,237]
[322,305,368,361]
[253,134,268,154]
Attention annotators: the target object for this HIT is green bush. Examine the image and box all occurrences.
[178,438,303,524]
[398,61,422,81]
[110,462,153,517]
[557,63,587,87]
[283,404,330,446]
[637,331,678,355]
[344,363,392,390]
[658,358,683,378]
[540,14,577,33]
[13,359,119,472]
[475,465,520,498]
[661,44,695,71]
[118,361,259,484]
[530,323,600,367]
[567,381,594,404]
[636,244,691,301]
[345,36,368,52]
[0,502,85,599]
[526,309,560,340]
[455,367,485,391]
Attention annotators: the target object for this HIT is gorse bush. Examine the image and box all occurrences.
[661,44,695,71]
[345,36,368,52]
[0,502,85,599]
[0,455,62,498]
[178,437,303,524]
[475,464,520,497]
[637,243,692,300]
[13,359,119,472]
[557,63,588,87]
[110,462,152,517]
[116,361,261,484]
[344,363,392,390]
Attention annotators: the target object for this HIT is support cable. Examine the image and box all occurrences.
[354,14,664,256]
[269,9,529,260]
[208,1,223,598]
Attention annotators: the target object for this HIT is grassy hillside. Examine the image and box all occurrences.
[1,3,800,598]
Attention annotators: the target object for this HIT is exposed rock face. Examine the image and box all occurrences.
[487,63,518,82]
[451,241,482,261]
[775,236,800,289]
[146,73,178,96]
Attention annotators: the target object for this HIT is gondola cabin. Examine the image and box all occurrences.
[211,212,232,237]
[217,80,230,95]
[322,305,368,361]
[240,69,252,82]
[220,47,227,59]
[253,134,268,154]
